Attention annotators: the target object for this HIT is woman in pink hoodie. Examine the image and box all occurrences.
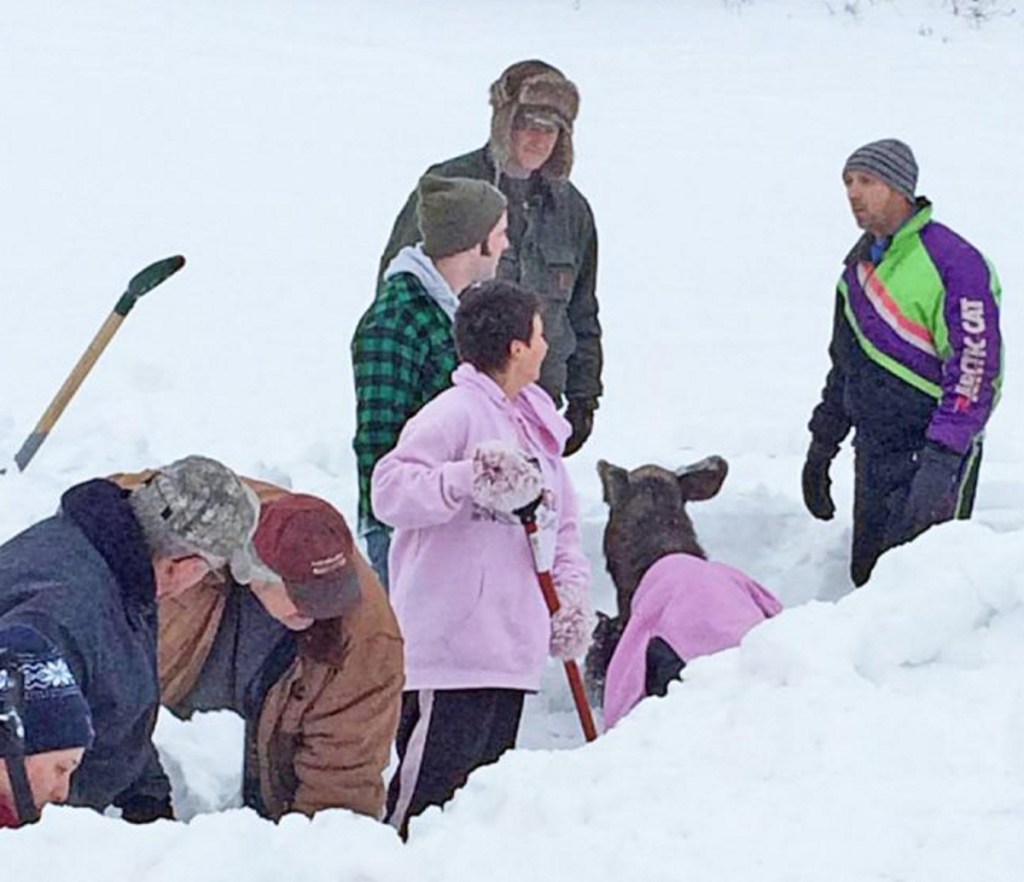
[372,280,592,836]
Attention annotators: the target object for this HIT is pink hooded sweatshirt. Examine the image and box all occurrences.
[603,554,782,729]
[371,364,590,692]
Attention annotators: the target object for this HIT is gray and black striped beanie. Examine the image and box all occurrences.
[843,139,918,201]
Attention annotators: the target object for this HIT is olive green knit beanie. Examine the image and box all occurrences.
[416,174,507,259]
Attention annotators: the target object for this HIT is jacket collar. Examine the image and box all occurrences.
[60,479,156,611]
[890,197,933,245]
[452,363,570,456]
[0,798,20,829]
[297,618,344,667]
[845,197,933,267]
[482,144,557,204]
[382,244,459,321]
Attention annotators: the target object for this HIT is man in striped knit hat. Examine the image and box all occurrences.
[802,138,1003,586]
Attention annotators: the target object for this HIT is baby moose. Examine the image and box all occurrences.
[585,457,782,728]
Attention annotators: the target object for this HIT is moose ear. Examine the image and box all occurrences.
[674,455,729,502]
[597,459,630,507]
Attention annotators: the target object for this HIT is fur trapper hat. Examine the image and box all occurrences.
[489,60,579,180]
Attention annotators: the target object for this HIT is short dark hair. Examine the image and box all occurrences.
[455,281,540,375]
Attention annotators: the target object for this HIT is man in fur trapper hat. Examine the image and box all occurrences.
[378,59,602,461]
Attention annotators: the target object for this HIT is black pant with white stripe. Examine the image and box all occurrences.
[385,687,525,837]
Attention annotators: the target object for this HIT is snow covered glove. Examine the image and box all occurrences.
[471,441,544,514]
[549,580,597,661]
[886,442,964,548]
[563,398,596,457]
[801,439,838,521]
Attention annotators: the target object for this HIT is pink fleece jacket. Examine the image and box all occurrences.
[603,554,782,728]
[371,364,591,691]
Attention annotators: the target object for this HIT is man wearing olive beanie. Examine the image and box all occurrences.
[417,174,508,259]
[378,60,602,461]
[802,138,1003,587]
[352,174,508,587]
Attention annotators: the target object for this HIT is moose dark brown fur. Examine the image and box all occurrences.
[585,455,729,706]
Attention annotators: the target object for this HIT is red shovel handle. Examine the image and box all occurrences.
[520,514,599,742]
[564,658,599,742]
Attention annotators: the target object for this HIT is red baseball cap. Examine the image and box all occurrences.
[252,494,361,620]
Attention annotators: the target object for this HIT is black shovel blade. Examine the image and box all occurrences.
[115,254,186,316]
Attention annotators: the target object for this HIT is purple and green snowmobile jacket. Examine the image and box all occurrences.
[810,199,1002,456]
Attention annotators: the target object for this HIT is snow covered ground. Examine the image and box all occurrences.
[2,1,1023,878]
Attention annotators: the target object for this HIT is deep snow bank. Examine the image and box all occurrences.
[4,522,1024,882]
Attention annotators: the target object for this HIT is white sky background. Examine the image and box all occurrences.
[1,2,1023,879]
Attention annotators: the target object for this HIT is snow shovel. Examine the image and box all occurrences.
[515,498,599,743]
[4,255,186,473]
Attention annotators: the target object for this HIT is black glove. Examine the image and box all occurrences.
[118,794,175,824]
[801,439,839,520]
[563,399,596,457]
[887,442,964,548]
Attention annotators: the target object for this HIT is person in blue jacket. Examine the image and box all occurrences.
[0,455,259,822]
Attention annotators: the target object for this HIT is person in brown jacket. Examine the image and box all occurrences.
[157,480,403,820]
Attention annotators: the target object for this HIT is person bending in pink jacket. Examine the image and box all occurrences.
[372,280,593,837]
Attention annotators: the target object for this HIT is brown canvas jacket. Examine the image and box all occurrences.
[118,472,404,820]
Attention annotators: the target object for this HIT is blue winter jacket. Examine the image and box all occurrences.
[0,479,169,812]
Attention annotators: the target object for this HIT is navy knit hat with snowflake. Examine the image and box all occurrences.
[0,625,93,756]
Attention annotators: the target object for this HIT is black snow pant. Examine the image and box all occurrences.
[851,442,982,587]
[385,687,525,838]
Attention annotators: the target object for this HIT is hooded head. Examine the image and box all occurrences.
[488,60,580,180]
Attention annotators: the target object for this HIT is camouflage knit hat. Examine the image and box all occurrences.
[130,455,260,579]
[417,174,507,259]
[489,59,580,180]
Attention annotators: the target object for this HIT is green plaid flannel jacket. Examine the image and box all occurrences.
[351,272,457,531]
